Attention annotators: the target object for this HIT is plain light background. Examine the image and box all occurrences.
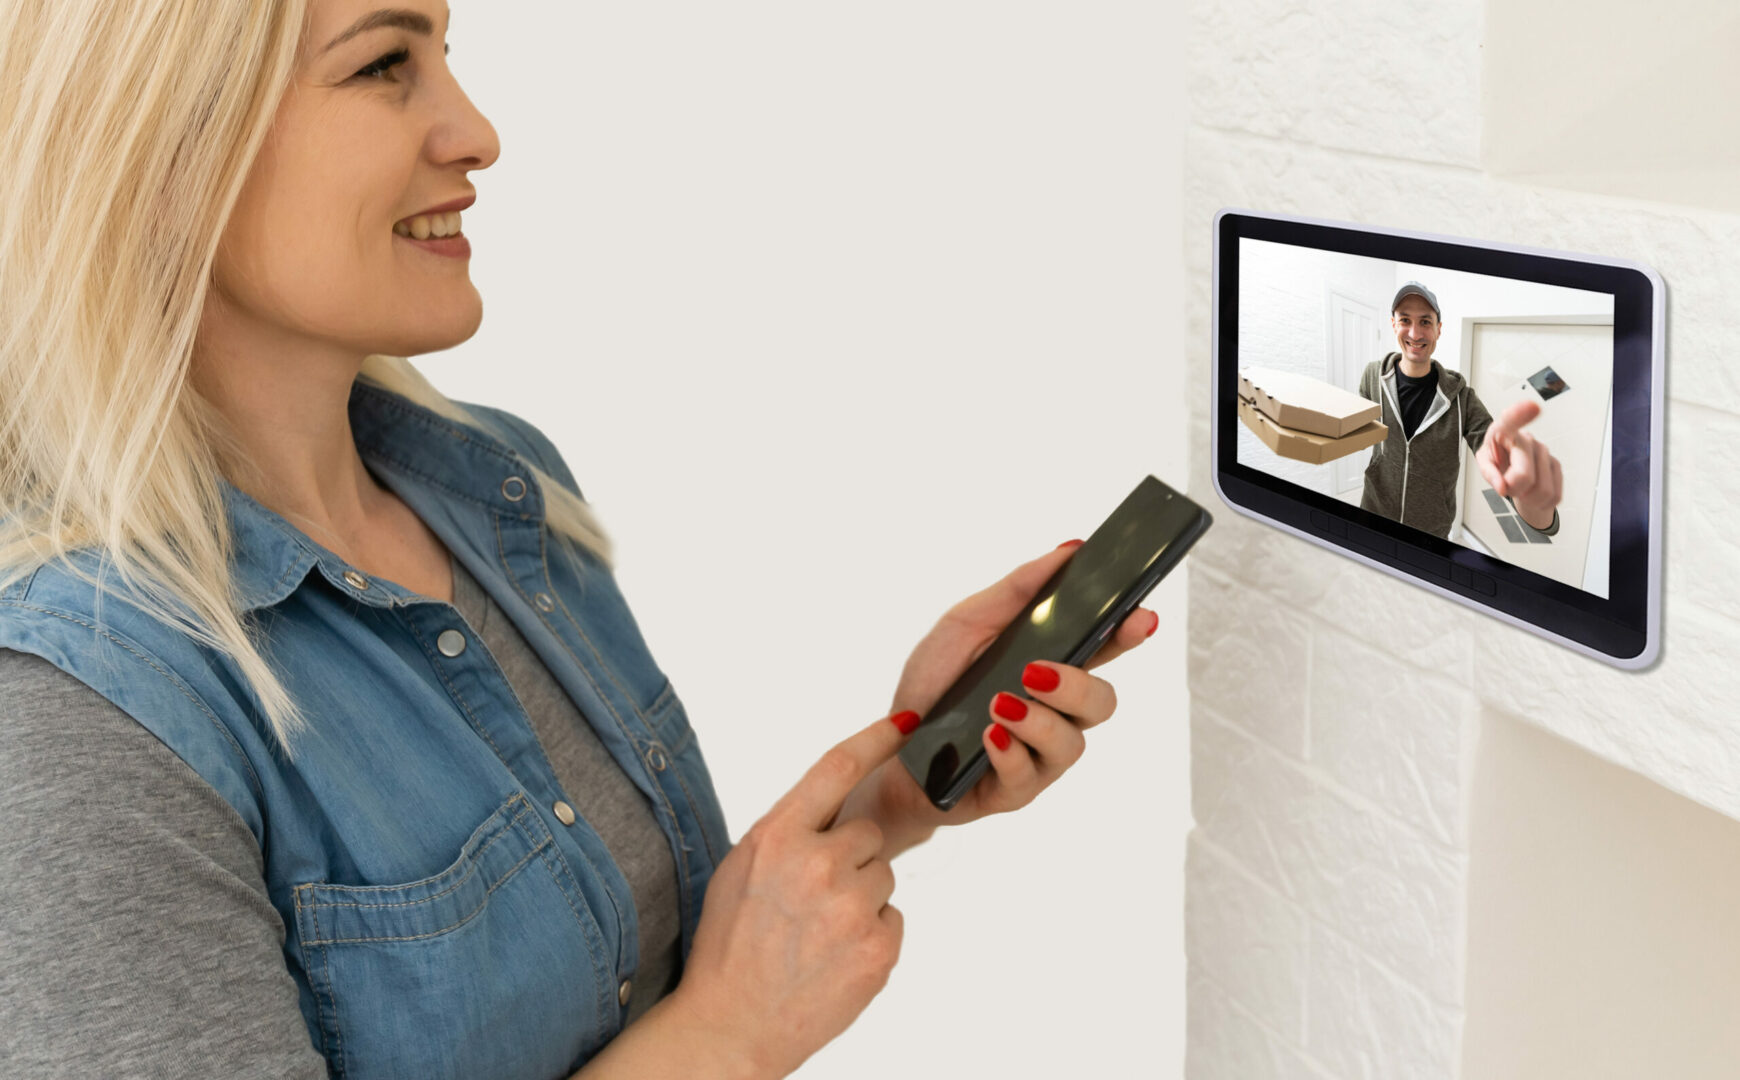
[1463,711,1740,1076]
[1484,0,1740,213]
[420,3,1188,1075]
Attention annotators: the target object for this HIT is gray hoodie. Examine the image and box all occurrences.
[1357,352,1494,539]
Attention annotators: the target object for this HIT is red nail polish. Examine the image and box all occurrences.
[992,692,1028,722]
[1145,612,1159,638]
[1021,662,1061,692]
[889,710,921,734]
[989,723,1012,751]
[1056,539,1084,550]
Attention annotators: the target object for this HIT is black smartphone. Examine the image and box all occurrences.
[897,475,1212,811]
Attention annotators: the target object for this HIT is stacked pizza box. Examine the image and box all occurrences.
[1237,366,1389,464]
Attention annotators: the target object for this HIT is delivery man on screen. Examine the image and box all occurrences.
[1357,282,1564,540]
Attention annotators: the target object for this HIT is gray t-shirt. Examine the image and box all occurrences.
[0,551,682,1077]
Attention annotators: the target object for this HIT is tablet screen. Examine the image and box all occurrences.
[1234,237,1616,598]
[1212,209,1664,668]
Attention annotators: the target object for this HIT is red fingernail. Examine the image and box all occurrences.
[992,692,1028,722]
[889,710,921,734]
[1145,612,1159,638]
[1056,539,1084,549]
[989,723,1012,751]
[1021,663,1061,692]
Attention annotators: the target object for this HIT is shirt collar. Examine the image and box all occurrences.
[221,378,544,614]
[1383,353,1452,391]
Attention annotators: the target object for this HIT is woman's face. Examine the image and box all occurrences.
[208,0,499,361]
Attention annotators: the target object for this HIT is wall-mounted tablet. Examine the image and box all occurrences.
[1210,208,1665,669]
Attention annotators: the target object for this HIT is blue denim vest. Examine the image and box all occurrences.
[0,378,732,1078]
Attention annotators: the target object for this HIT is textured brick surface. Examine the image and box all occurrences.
[1305,930,1463,1080]
[1193,706,1466,1006]
[1184,17,1740,1075]
[1191,511,1476,681]
[1188,0,1482,168]
[1306,627,1469,845]
[1185,834,1310,1041]
[1188,564,1312,756]
[1187,970,1339,1080]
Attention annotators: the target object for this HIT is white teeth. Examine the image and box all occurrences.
[394,211,462,239]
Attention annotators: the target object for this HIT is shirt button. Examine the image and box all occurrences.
[534,592,555,612]
[553,800,576,826]
[437,629,467,657]
[645,745,668,772]
[501,476,527,501]
[342,570,368,590]
[618,978,633,1007]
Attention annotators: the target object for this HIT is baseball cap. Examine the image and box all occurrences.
[1391,281,1441,319]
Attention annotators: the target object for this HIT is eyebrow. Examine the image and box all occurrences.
[320,7,448,55]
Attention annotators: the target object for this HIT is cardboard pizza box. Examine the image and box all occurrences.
[1239,366,1381,438]
[1238,395,1388,465]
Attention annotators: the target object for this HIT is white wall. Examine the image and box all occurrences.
[1463,712,1740,1078]
[1484,0,1740,213]
[428,3,1188,1077]
[1186,0,1740,1076]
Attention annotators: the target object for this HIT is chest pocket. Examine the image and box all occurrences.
[293,791,614,1080]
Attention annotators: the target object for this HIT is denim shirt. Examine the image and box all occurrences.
[0,378,733,1079]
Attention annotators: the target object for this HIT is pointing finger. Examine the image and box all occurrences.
[1499,398,1541,433]
[772,710,918,832]
[1479,432,1510,496]
[1505,430,1537,497]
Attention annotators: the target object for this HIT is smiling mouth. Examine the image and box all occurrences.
[394,210,463,240]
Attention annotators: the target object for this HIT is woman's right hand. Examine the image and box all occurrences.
[668,711,915,1079]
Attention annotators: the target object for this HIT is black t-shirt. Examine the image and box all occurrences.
[1394,364,1438,440]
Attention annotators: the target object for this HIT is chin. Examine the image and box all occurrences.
[384,313,483,356]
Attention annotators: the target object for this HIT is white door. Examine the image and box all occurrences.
[1459,317,1612,590]
[1326,288,1383,503]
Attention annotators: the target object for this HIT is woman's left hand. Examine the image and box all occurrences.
[831,539,1159,858]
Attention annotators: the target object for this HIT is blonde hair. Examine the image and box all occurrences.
[0,0,612,764]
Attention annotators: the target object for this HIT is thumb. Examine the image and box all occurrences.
[943,540,1081,637]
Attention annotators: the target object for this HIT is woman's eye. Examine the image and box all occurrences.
[353,43,446,81]
[355,48,410,79]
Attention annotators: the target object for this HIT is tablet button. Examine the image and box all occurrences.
[1473,573,1497,596]
[1347,524,1395,557]
[1310,510,1331,531]
[1326,516,1347,538]
[1398,546,1450,579]
[1450,564,1473,588]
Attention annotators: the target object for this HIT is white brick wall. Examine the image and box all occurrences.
[1185,1,1740,1075]
[1189,0,1482,168]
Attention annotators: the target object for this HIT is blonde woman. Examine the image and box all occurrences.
[0,1,1160,1077]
